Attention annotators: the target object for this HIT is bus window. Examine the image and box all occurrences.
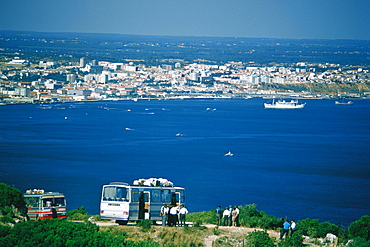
[103,186,116,201]
[179,191,185,204]
[25,197,39,208]
[143,192,149,202]
[116,187,128,201]
[54,197,66,206]
[103,186,128,201]
[131,189,140,202]
[162,189,172,203]
[42,199,52,207]
[151,189,161,203]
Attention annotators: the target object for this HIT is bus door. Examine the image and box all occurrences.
[139,191,150,220]
[171,192,181,206]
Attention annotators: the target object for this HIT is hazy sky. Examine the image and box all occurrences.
[1,0,369,40]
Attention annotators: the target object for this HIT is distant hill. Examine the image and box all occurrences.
[1,30,369,66]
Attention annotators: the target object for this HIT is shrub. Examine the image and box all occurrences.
[347,215,370,241]
[213,226,220,235]
[187,209,215,224]
[67,205,91,221]
[0,183,25,210]
[245,230,275,247]
[137,219,152,232]
[0,219,127,247]
[347,237,370,247]
[278,230,304,247]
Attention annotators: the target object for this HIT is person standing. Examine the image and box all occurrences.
[160,204,169,226]
[179,205,188,227]
[290,220,296,235]
[222,207,230,226]
[281,220,291,239]
[228,205,233,226]
[169,205,179,226]
[216,206,222,226]
[231,207,238,226]
[234,206,240,226]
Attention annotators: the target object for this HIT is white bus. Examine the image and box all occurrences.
[100,178,185,225]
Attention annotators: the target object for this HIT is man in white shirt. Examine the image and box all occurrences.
[179,205,188,226]
[169,205,179,226]
[223,207,230,226]
[160,204,169,226]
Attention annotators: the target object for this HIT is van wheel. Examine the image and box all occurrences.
[116,220,128,225]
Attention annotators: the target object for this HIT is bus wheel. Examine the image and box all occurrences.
[117,220,128,225]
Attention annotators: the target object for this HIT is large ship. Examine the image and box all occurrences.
[264,99,306,109]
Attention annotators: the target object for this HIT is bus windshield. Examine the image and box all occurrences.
[42,197,66,207]
[103,186,128,201]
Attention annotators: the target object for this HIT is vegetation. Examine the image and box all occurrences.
[0,182,370,246]
[0,183,25,210]
[260,82,370,94]
[187,204,280,229]
[347,216,370,246]
[0,183,27,224]
[245,230,275,247]
[296,218,343,238]
[0,219,127,246]
[67,206,91,221]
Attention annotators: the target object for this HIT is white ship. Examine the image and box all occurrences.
[264,99,305,109]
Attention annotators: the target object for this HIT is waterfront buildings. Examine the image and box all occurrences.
[0,56,369,104]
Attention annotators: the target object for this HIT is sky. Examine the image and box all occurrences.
[0,0,369,40]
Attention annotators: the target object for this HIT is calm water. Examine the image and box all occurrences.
[1,98,369,226]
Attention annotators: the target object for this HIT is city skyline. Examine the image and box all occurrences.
[1,0,369,40]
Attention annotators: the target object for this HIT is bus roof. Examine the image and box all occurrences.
[24,190,64,197]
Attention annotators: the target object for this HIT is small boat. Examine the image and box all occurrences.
[264,99,305,109]
[335,100,353,105]
[224,151,233,156]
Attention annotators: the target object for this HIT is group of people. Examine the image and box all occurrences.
[216,205,240,226]
[279,219,296,239]
[160,204,188,227]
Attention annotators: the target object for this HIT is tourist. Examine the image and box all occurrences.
[169,205,179,226]
[279,218,285,239]
[228,205,233,226]
[222,207,230,226]
[179,205,188,226]
[160,204,169,226]
[234,206,240,226]
[216,206,222,226]
[290,220,296,235]
[231,207,238,226]
[280,220,290,239]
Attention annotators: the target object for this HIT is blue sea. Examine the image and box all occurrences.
[1,98,369,226]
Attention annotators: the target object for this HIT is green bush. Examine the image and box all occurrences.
[296,218,342,238]
[0,182,26,211]
[67,205,91,221]
[137,219,152,232]
[347,237,370,247]
[347,215,370,241]
[187,209,215,224]
[245,230,275,247]
[278,230,304,247]
[187,204,280,229]
[0,219,127,247]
